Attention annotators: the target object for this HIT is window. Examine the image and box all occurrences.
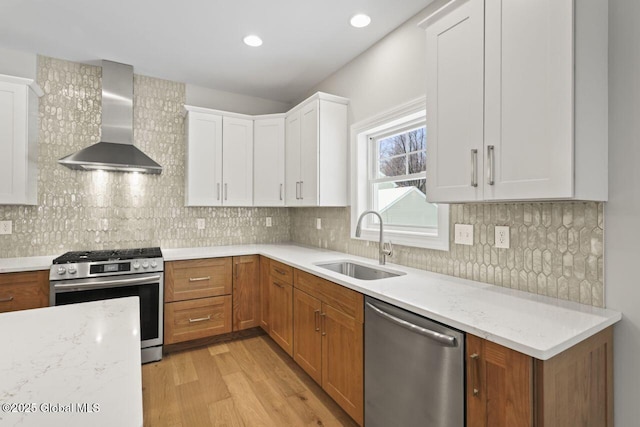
[351,97,449,251]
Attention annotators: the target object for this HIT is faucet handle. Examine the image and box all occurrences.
[383,241,393,257]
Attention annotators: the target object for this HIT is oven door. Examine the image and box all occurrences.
[51,272,164,349]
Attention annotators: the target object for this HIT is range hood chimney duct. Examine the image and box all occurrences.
[58,60,162,174]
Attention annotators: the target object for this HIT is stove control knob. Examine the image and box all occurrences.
[57,266,67,275]
[132,262,140,270]
[150,261,158,269]
[142,261,149,269]
[67,266,77,275]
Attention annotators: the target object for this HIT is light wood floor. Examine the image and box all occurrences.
[142,334,360,427]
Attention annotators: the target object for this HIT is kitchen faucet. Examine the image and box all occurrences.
[355,210,392,265]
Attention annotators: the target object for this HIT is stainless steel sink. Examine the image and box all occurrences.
[315,261,405,281]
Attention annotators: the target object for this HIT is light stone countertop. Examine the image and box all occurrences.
[0,244,621,360]
[0,255,56,273]
[0,297,143,427]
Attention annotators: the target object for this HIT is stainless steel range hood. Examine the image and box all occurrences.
[58,60,162,174]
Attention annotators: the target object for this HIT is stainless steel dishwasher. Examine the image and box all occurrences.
[365,296,464,427]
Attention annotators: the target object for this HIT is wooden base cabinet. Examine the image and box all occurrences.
[0,271,49,313]
[259,256,270,332]
[164,296,232,345]
[467,327,614,427]
[293,270,364,426]
[232,255,260,331]
[269,277,293,356]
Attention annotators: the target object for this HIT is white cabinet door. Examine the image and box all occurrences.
[185,111,223,206]
[254,117,285,206]
[285,110,301,206]
[424,0,484,203]
[0,78,38,205]
[299,101,319,206]
[484,0,574,200]
[222,116,253,206]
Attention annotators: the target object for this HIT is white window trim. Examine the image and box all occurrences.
[350,96,450,251]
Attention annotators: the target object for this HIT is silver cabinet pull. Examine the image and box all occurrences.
[189,276,210,282]
[273,268,287,276]
[224,183,228,200]
[314,309,320,332]
[273,281,284,289]
[189,315,211,323]
[280,183,283,201]
[0,296,14,303]
[366,302,457,347]
[217,183,221,200]
[487,145,495,186]
[470,353,480,396]
[300,181,303,199]
[471,149,478,187]
[296,181,300,200]
[321,312,327,336]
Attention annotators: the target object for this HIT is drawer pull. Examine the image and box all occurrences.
[0,296,14,303]
[189,276,211,282]
[189,315,211,323]
[273,282,284,289]
[273,268,287,276]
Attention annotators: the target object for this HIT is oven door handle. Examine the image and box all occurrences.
[54,274,162,291]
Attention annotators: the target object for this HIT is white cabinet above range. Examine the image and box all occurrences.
[420,0,608,203]
[0,74,43,205]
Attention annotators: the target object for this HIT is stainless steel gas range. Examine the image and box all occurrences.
[49,247,164,363]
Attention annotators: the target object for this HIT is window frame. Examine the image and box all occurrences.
[350,96,449,251]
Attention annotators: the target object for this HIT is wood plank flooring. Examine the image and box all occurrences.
[142,334,359,427]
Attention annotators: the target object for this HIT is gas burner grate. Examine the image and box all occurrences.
[53,247,162,264]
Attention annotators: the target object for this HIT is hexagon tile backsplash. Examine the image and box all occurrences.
[290,203,605,307]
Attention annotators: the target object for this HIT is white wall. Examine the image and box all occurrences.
[186,83,291,115]
[607,1,640,425]
[0,46,37,79]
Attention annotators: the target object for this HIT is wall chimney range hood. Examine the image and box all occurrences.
[58,60,162,174]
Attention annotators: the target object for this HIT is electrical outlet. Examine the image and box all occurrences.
[0,221,12,235]
[196,218,205,230]
[266,217,272,227]
[316,218,322,230]
[454,224,473,245]
[495,226,510,249]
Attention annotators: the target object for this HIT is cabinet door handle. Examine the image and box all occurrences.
[234,264,239,280]
[471,149,478,187]
[189,276,210,282]
[224,183,228,200]
[487,145,495,186]
[300,181,303,199]
[0,296,14,303]
[189,315,211,323]
[314,309,320,332]
[296,181,300,200]
[273,268,287,276]
[217,183,221,201]
[470,353,480,397]
[273,281,284,289]
[280,183,283,201]
[321,312,326,336]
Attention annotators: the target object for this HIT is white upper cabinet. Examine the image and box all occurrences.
[421,0,608,202]
[222,116,253,206]
[185,109,223,206]
[285,93,348,207]
[254,116,285,206]
[0,74,42,205]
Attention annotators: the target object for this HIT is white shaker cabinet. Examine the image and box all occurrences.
[421,0,608,203]
[184,107,253,207]
[285,93,348,207]
[0,74,42,205]
[254,116,285,206]
[222,116,253,206]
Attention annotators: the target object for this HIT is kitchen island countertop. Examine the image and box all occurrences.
[0,297,142,427]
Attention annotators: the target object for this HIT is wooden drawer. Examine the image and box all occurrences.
[269,260,293,284]
[0,271,49,313]
[294,269,363,323]
[165,258,232,302]
[164,295,232,344]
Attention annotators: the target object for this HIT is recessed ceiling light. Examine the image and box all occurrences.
[243,35,263,47]
[350,14,371,28]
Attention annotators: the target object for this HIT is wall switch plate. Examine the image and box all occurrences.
[196,218,205,230]
[266,217,272,227]
[454,224,473,245]
[316,218,322,230]
[0,221,12,235]
[495,226,510,249]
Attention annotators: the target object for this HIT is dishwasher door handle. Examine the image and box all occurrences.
[366,302,458,347]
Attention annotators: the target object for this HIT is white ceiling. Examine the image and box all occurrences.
[0,0,431,103]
